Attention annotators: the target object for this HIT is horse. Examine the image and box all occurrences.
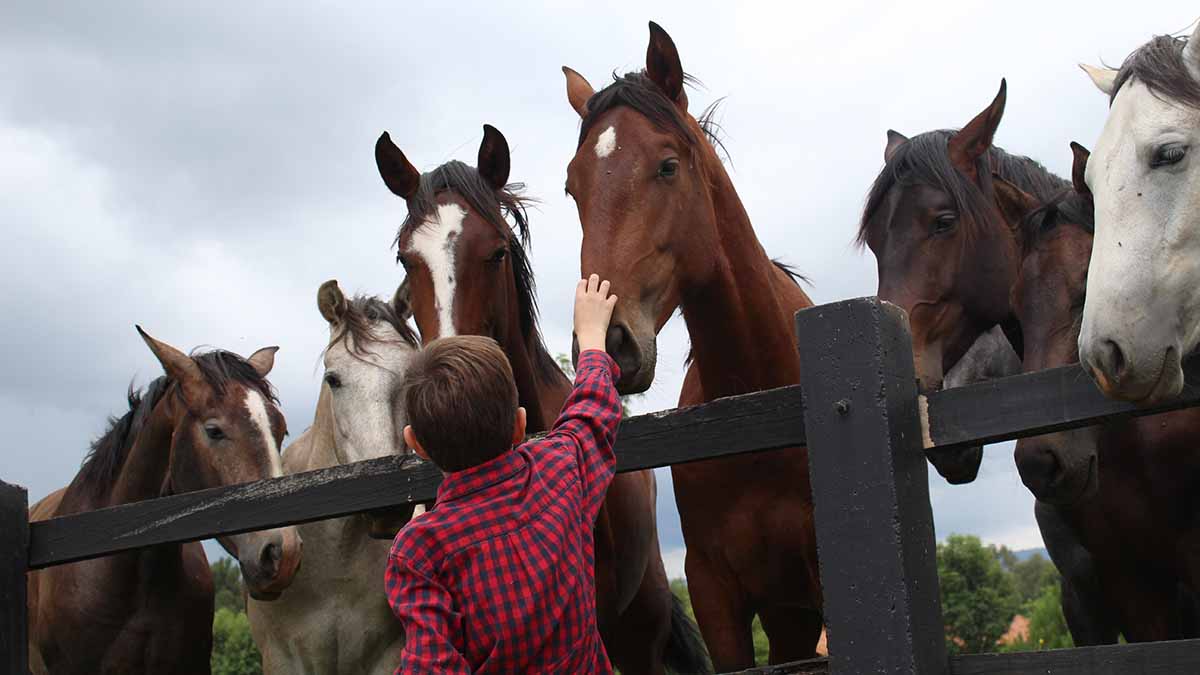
[1003,143,1200,642]
[247,281,419,674]
[561,22,819,670]
[1076,24,1200,404]
[856,79,1069,483]
[375,123,708,675]
[27,328,302,675]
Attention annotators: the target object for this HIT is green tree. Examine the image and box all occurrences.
[211,557,245,614]
[1009,554,1059,605]
[1002,582,1074,652]
[938,534,1020,654]
[211,607,262,675]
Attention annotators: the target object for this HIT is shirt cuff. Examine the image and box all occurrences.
[577,349,622,382]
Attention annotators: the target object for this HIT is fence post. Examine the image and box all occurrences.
[795,297,946,674]
[1,480,29,674]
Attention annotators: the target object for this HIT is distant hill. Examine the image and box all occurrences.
[1013,547,1049,562]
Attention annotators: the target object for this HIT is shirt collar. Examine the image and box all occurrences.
[436,446,527,504]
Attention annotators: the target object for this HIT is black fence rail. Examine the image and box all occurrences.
[3,296,1200,674]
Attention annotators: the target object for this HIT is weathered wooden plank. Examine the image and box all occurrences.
[926,355,1200,451]
[950,638,1200,674]
[28,384,805,569]
[724,657,829,674]
[796,298,946,675]
[1,480,29,675]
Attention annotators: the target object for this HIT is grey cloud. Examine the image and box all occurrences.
[2,2,1190,560]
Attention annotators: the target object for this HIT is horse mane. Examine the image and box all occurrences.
[579,71,725,158]
[395,159,561,384]
[77,349,278,499]
[1111,34,1200,109]
[1018,189,1096,254]
[857,131,1069,247]
[327,294,419,359]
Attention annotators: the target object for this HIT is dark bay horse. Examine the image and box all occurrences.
[27,328,302,674]
[375,124,708,674]
[562,22,819,669]
[1004,144,1200,643]
[857,79,1069,483]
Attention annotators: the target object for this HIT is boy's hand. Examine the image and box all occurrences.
[574,274,618,354]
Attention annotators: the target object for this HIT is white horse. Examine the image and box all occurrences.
[1077,23,1200,404]
[247,280,419,674]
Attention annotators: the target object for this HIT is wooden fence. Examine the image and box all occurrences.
[4,296,1200,674]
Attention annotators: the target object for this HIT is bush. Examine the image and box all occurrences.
[212,607,262,675]
[938,534,1020,654]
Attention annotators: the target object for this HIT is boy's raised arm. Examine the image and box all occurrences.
[547,275,623,521]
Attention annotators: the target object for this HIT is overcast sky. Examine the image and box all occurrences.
[2,2,1193,578]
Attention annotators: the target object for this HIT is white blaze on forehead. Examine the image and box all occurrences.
[244,389,284,478]
[407,203,468,338]
[594,125,617,158]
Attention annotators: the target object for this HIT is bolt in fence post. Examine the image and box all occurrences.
[795,297,946,675]
[1,479,29,674]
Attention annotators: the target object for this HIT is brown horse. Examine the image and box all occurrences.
[375,124,708,674]
[1005,144,1200,643]
[562,23,819,670]
[27,328,302,674]
[857,79,1069,484]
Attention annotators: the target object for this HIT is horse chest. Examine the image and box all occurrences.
[248,516,401,675]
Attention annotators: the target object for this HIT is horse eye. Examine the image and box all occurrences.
[487,248,508,264]
[932,214,957,235]
[324,373,342,389]
[658,159,680,178]
[204,425,226,441]
[1151,144,1188,168]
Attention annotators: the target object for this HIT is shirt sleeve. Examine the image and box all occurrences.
[385,553,471,675]
[546,349,623,523]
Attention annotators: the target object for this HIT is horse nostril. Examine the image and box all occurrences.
[605,325,626,355]
[1097,338,1127,382]
[259,541,282,575]
[1016,445,1062,498]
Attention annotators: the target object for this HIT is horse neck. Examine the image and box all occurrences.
[106,393,179,507]
[680,154,807,396]
[496,301,568,434]
[306,384,340,468]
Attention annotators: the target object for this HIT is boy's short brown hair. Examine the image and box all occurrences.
[402,336,519,472]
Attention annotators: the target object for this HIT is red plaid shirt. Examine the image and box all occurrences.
[385,350,622,674]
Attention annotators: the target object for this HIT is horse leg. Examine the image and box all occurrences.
[758,603,823,664]
[607,560,673,675]
[1034,501,1118,645]
[686,551,754,671]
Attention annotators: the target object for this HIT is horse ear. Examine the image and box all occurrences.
[375,132,421,199]
[1070,141,1092,198]
[1184,23,1200,77]
[562,66,595,118]
[136,326,209,407]
[477,124,511,191]
[246,346,278,378]
[646,21,686,108]
[392,279,413,322]
[317,279,347,324]
[991,174,1042,230]
[948,79,1006,182]
[1079,64,1117,96]
[885,129,908,163]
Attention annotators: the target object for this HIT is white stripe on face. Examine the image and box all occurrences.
[243,389,284,478]
[407,203,468,338]
[595,125,617,158]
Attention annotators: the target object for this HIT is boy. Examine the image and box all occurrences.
[385,274,622,674]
